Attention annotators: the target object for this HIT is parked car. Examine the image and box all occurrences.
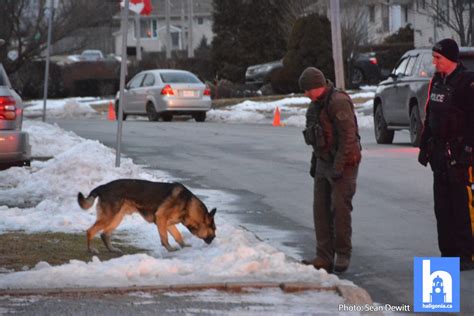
[115,69,211,122]
[245,53,381,89]
[80,49,104,61]
[347,52,382,88]
[0,58,31,169]
[373,47,474,146]
[245,60,283,86]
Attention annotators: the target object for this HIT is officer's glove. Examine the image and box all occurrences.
[418,149,429,167]
[458,145,473,166]
[331,169,343,181]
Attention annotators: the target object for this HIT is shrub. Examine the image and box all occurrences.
[271,13,333,94]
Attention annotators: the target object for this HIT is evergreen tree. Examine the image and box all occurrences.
[271,13,333,93]
[211,0,287,83]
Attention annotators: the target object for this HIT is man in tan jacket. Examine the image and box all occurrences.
[300,67,361,273]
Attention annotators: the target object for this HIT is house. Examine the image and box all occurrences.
[313,0,413,45]
[412,0,473,47]
[362,0,473,48]
[364,0,413,44]
[114,0,213,57]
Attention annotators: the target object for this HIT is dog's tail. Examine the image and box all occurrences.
[77,189,99,210]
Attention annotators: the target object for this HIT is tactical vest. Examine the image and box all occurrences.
[304,87,361,160]
[428,77,465,141]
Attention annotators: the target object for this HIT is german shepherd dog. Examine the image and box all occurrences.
[77,179,216,254]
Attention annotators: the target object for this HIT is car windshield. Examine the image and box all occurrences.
[160,72,201,84]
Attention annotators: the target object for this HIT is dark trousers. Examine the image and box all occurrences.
[313,164,358,264]
[433,166,474,262]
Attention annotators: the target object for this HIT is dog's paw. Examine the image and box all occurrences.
[180,243,192,248]
[165,246,179,252]
[88,247,100,255]
[110,247,123,255]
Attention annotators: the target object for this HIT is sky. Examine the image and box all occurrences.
[0,89,376,314]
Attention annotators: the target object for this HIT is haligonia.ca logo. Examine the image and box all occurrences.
[414,257,460,312]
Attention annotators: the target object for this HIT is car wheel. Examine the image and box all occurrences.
[350,67,364,88]
[194,112,206,122]
[146,103,159,121]
[374,105,394,144]
[161,113,173,122]
[409,106,422,147]
[115,103,127,121]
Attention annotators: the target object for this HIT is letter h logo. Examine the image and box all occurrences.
[414,257,460,312]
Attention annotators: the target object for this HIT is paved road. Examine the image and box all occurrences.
[52,118,473,314]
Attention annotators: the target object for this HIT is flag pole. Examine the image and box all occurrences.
[116,0,130,167]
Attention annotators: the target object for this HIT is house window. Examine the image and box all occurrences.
[417,0,426,11]
[152,20,158,38]
[197,17,204,25]
[437,1,449,23]
[403,5,409,23]
[369,5,375,22]
[171,32,180,48]
[137,19,159,39]
[382,5,389,32]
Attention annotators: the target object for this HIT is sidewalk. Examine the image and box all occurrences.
[0,281,374,315]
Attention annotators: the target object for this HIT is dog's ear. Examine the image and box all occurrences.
[209,208,216,217]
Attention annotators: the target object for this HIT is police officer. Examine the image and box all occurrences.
[418,38,474,271]
[299,67,361,273]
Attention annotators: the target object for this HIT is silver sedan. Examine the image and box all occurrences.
[115,69,211,122]
[0,62,31,169]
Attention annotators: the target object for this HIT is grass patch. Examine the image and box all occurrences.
[352,97,373,105]
[0,231,147,272]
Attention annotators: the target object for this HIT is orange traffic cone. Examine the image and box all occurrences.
[108,101,116,121]
[272,106,281,126]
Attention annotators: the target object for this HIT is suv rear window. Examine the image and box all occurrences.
[160,72,201,84]
[460,56,474,70]
[0,65,6,86]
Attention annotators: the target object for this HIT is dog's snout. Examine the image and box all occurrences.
[204,236,215,244]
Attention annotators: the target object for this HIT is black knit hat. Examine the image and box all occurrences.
[299,67,327,91]
[432,38,459,62]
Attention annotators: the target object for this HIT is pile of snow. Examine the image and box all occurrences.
[24,98,100,118]
[0,120,350,290]
[22,87,375,130]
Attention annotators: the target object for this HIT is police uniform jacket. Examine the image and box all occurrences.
[419,65,474,169]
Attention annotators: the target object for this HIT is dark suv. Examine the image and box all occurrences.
[347,52,382,88]
[373,47,474,146]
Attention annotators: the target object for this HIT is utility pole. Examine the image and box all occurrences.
[181,0,186,51]
[116,0,130,167]
[165,0,171,59]
[135,13,142,61]
[187,0,194,58]
[470,0,473,46]
[329,0,345,89]
[42,0,56,122]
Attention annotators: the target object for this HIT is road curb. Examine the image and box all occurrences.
[0,281,373,304]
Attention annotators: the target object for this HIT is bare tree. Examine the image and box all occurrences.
[422,0,472,46]
[0,0,119,74]
[278,0,321,40]
[339,0,368,59]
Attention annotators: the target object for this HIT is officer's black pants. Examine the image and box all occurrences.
[433,166,474,262]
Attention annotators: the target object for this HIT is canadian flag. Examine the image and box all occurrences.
[120,0,152,16]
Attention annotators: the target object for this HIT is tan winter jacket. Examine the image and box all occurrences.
[306,85,361,173]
